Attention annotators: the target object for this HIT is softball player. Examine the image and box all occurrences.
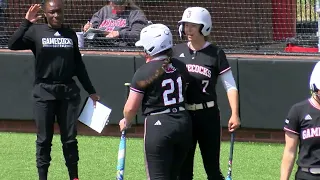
[119,24,192,180]
[8,1,99,180]
[173,7,241,180]
[281,61,320,180]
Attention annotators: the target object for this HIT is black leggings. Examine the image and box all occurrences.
[144,111,192,180]
[179,107,224,180]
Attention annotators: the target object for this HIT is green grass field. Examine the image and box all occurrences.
[0,132,297,180]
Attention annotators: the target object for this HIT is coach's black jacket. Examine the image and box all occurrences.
[8,19,96,100]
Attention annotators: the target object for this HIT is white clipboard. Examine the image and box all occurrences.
[78,98,112,133]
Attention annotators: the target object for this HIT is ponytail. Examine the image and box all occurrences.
[137,49,173,88]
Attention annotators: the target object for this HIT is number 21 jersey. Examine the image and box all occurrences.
[130,58,190,115]
[173,42,231,104]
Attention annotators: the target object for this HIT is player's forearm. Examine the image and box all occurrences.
[280,150,296,180]
[227,89,239,116]
[123,109,137,125]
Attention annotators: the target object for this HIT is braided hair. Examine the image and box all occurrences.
[137,49,173,88]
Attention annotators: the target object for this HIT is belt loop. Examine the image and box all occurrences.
[172,108,178,113]
[203,102,208,109]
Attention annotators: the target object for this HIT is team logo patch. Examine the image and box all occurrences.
[42,38,73,48]
[304,114,312,120]
[163,63,176,73]
[285,119,289,124]
[186,10,192,18]
[54,31,61,36]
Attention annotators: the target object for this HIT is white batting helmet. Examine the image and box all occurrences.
[135,24,173,56]
[310,61,320,92]
[178,7,212,37]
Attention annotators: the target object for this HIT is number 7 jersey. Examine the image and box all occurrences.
[172,42,231,104]
[130,58,190,115]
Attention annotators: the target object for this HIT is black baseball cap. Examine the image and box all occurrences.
[110,0,127,5]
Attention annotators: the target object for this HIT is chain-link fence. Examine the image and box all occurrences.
[0,0,319,55]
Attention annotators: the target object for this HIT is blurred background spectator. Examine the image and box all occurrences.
[0,0,6,28]
[83,0,148,47]
[0,0,7,45]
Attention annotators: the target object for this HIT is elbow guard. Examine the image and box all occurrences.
[219,70,238,92]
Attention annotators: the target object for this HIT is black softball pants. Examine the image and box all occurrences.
[144,110,192,180]
[33,95,81,180]
[179,106,224,180]
[295,168,320,180]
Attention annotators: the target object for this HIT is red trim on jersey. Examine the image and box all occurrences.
[130,87,144,94]
[219,67,231,74]
[284,127,300,135]
[309,98,320,110]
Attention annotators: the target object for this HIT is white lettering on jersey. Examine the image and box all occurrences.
[42,38,73,48]
[186,64,211,78]
[302,127,320,139]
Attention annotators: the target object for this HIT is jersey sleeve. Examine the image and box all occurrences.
[8,19,34,50]
[72,31,96,95]
[130,67,148,94]
[217,49,231,75]
[283,105,300,135]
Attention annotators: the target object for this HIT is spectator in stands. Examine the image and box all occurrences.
[0,0,6,31]
[83,0,148,46]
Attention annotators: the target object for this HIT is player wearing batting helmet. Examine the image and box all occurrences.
[173,7,241,180]
[281,61,320,180]
[119,24,192,180]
